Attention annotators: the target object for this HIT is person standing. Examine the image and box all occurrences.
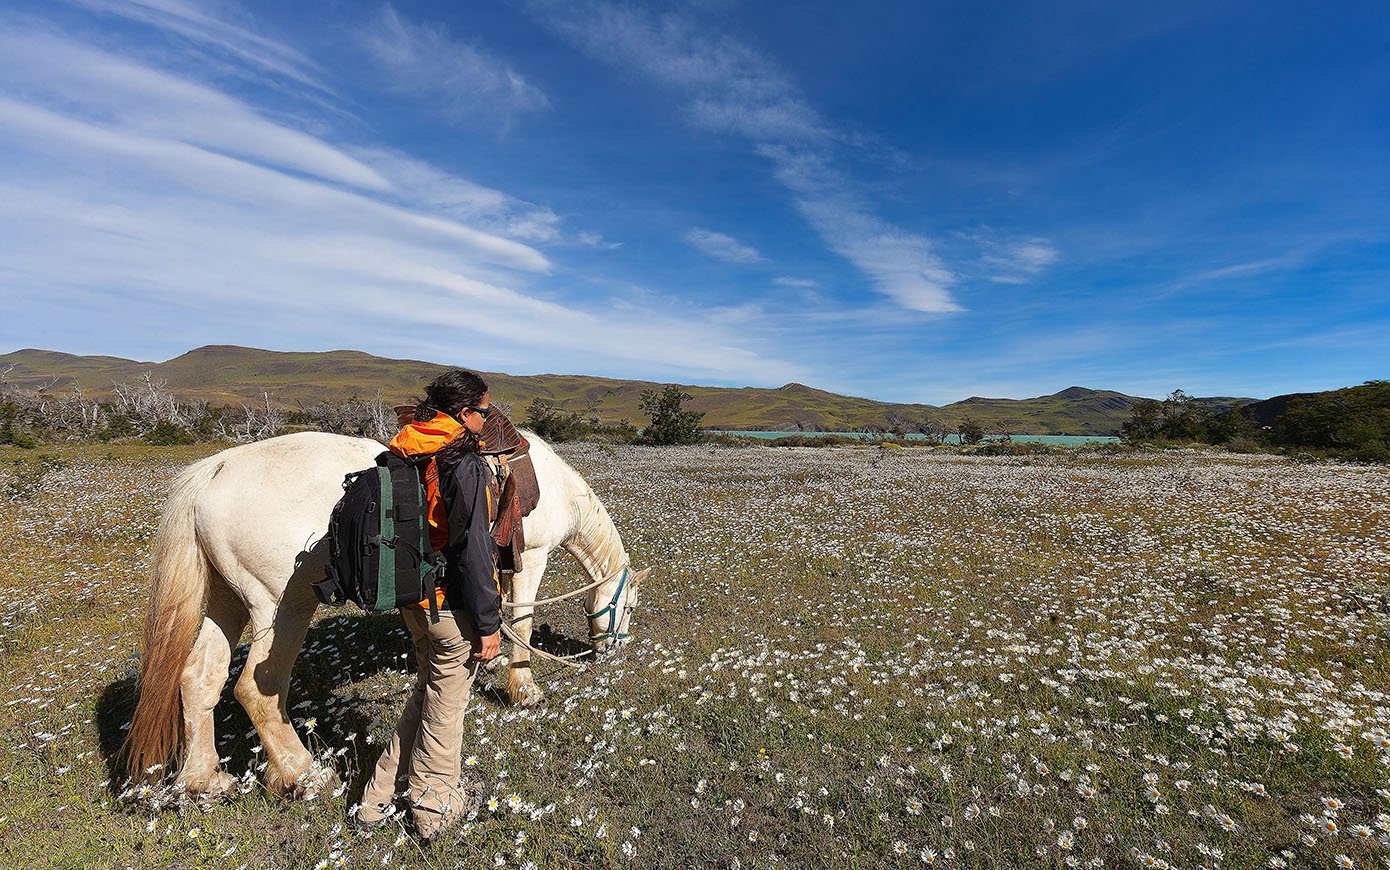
[356,369,501,840]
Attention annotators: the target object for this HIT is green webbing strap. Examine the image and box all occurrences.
[586,567,630,643]
[376,468,396,610]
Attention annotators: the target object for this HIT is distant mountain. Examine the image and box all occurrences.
[0,346,1258,435]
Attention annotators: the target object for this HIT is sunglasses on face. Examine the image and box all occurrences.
[465,404,492,419]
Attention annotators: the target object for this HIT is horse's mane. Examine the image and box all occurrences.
[523,431,626,572]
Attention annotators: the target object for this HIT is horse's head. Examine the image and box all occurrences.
[588,566,648,659]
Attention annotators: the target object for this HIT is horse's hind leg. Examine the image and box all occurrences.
[506,551,549,707]
[233,580,329,798]
[176,579,247,798]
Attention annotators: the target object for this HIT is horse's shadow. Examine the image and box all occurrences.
[530,621,591,659]
[95,609,593,798]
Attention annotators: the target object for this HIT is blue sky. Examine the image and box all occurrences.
[0,0,1385,403]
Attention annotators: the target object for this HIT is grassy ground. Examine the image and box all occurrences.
[1,442,1388,868]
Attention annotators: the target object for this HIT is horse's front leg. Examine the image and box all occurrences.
[176,581,248,799]
[505,551,549,707]
[234,583,333,798]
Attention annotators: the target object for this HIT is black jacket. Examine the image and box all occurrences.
[437,452,501,635]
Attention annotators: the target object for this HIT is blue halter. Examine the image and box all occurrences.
[586,566,630,644]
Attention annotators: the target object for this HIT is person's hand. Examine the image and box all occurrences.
[473,630,500,661]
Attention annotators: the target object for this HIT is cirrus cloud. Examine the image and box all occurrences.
[685,228,763,264]
[524,0,963,313]
[358,5,550,127]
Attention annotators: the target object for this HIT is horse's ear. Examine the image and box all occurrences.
[631,567,650,586]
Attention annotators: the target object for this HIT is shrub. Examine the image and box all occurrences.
[1349,439,1390,463]
[1224,435,1267,454]
[524,399,591,442]
[766,434,863,448]
[0,402,38,448]
[958,416,985,445]
[971,441,1061,456]
[97,414,138,442]
[146,420,195,446]
[639,385,704,446]
[587,421,641,445]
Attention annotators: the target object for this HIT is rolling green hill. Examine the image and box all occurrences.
[0,345,1254,435]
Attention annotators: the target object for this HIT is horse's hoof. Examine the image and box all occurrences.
[593,637,629,661]
[204,769,238,798]
[266,761,339,800]
[508,680,545,707]
[177,769,237,803]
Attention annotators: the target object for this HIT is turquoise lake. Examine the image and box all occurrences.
[711,431,1121,446]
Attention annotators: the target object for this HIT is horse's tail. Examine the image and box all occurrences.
[122,454,224,780]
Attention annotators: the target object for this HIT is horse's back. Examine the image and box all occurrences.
[193,433,385,599]
[188,430,585,597]
[516,431,585,551]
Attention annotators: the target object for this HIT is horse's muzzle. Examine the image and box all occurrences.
[592,637,628,660]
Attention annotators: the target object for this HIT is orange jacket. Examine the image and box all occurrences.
[388,413,497,613]
[389,412,463,552]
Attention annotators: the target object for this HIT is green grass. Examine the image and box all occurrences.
[1,443,1388,868]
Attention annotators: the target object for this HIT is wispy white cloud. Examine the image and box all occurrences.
[349,147,626,249]
[575,231,622,250]
[525,0,962,313]
[978,235,1059,285]
[0,95,548,272]
[0,28,388,191]
[763,145,959,313]
[534,1,825,142]
[0,22,800,382]
[773,276,817,288]
[1167,250,1310,291]
[358,5,550,126]
[684,228,762,264]
[351,147,557,240]
[62,0,328,92]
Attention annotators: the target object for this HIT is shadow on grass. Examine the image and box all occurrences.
[95,606,601,804]
[530,621,592,659]
[95,610,420,799]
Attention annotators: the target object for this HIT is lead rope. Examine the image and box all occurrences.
[494,560,632,671]
[498,621,587,670]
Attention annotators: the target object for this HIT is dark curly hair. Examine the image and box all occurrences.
[412,369,488,463]
[413,369,487,421]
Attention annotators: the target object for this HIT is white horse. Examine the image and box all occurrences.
[121,431,645,798]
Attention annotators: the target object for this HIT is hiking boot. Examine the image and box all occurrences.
[407,776,486,842]
[350,801,395,832]
[457,774,487,817]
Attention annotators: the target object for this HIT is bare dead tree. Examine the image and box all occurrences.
[292,389,396,440]
[917,419,949,445]
[226,391,284,442]
[366,389,393,440]
[109,371,178,434]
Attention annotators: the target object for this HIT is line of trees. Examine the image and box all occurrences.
[1121,383,1390,462]
[1119,389,1252,444]
[524,384,706,446]
[1,367,720,449]
[0,367,396,447]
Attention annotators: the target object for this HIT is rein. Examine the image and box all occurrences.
[496,560,632,671]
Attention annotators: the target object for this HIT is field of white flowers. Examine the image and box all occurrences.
[1,442,1388,869]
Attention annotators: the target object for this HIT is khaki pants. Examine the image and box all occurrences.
[360,605,481,837]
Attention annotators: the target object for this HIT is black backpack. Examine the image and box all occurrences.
[314,451,444,613]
